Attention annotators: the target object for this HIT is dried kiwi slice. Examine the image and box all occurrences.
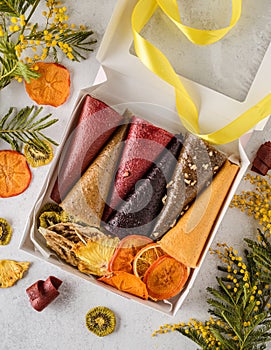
[39,211,63,228]
[85,306,116,337]
[24,141,53,167]
[39,203,63,216]
[37,203,69,228]
[0,218,12,245]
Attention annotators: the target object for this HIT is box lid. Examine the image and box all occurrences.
[97,0,271,135]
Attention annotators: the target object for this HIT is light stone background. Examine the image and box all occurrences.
[0,1,271,349]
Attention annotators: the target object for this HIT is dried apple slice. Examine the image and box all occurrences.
[0,150,32,198]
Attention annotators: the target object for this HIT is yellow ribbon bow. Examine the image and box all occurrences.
[132,0,271,144]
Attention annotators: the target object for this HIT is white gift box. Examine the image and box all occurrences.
[20,0,270,315]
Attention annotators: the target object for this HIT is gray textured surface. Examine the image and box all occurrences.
[0,1,270,349]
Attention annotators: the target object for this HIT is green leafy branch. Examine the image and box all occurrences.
[0,105,58,151]
[0,0,37,17]
[153,236,271,349]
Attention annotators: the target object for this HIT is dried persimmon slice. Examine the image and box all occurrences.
[98,271,148,300]
[25,62,70,107]
[0,150,32,198]
[143,255,190,300]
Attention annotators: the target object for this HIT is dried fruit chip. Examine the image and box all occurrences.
[108,235,153,273]
[72,237,119,276]
[133,243,165,279]
[0,218,12,245]
[24,141,53,167]
[98,271,148,300]
[25,62,70,107]
[143,255,189,300]
[0,150,32,198]
[85,306,116,337]
[0,260,30,288]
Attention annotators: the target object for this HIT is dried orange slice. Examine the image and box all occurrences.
[0,150,32,198]
[108,235,152,273]
[143,255,190,300]
[25,62,70,107]
[98,271,148,300]
[133,243,165,279]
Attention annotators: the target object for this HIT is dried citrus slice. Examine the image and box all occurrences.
[0,150,32,198]
[25,62,70,107]
[108,235,153,273]
[98,271,148,300]
[143,255,190,300]
[133,243,165,279]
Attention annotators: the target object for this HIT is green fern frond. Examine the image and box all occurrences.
[0,105,58,151]
[0,0,38,17]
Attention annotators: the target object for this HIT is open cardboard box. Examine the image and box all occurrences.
[20,0,271,315]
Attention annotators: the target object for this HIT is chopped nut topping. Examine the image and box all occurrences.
[166,180,173,188]
[202,163,209,170]
[190,164,197,171]
[123,170,130,177]
[184,179,191,185]
[209,151,213,157]
[162,195,167,205]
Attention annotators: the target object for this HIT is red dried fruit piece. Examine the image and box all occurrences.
[252,141,271,175]
[26,276,62,312]
[0,150,32,198]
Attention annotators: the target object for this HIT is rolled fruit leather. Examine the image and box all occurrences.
[51,95,124,203]
[151,133,227,240]
[102,116,174,222]
[103,135,183,238]
[159,160,239,268]
[26,276,62,312]
[60,123,129,227]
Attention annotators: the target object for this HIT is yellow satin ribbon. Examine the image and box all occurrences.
[131,0,271,144]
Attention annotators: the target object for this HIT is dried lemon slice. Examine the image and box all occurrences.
[0,218,12,245]
[72,237,119,276]
[0,260,30,288]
